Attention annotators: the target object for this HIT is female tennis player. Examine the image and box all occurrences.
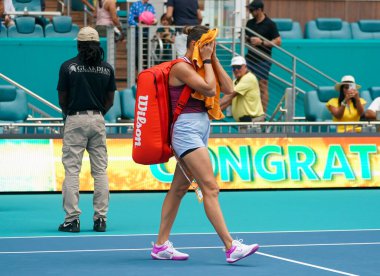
[151,25,259,263]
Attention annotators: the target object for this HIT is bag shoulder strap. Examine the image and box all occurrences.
[170,58,193,124]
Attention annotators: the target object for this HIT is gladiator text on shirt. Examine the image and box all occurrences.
[68,63,111,76]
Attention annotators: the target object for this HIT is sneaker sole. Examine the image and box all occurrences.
[93,228,106,232]
[151,253,189,261]
[227,244,260,264]
[58,228,80,233]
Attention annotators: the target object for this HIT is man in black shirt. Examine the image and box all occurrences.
[57,27,116,233]
[166,0,202,28]
[245,0,281,113]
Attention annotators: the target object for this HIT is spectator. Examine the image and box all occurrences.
[40,0,45,11]
[165,0,202,29]
[156,13,175,62]
[35,0,48,28]
[245,0,281,114]
[95,0,124,40]
[128,0,155,26]
[365,97,380,120]
[1,0,15,27]
[57,27,116,233]
[220,56,265,123]
[128,0,156,70]
[326,75,366,133]
[174,25,190,57]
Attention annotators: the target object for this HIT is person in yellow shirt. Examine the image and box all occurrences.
[220,56,265,122]
[326,75,366,133]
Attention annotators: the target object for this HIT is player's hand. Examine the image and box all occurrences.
[200,41,215,61]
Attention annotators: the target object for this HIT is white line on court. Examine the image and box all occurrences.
[256,252,359,276]
[1,228,380,239]
[0,245,364,275]
[1,241,380,254]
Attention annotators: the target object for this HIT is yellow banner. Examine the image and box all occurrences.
[50,137,380,191]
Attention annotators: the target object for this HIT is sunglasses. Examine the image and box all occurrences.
[232,65,243,71]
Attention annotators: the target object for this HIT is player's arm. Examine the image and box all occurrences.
[173,62,216,97]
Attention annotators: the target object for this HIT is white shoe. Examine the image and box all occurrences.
[151,240,189,260]
[226,239,259,263]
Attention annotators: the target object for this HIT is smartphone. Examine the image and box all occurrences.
[348,83,356,90]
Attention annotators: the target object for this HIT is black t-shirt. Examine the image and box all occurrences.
[167,0,199,26]
[57,56,116,114]
[245,15,280,62]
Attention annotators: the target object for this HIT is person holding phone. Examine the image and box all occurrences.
[326,75,366,133]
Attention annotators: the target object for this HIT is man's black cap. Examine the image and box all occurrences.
[247,0,264,10]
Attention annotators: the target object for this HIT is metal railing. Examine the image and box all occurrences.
[125,25,338,123]
[0,73,62,118]
[5,11,62,16]
[243,27,338,122]
[1,121,379,136]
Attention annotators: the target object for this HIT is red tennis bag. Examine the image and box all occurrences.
[132,59,192,165]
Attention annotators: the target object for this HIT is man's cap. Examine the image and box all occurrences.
[77,27,100,42]
[231,56,247,66]
[247,0,264,10]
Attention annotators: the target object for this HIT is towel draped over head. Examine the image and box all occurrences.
[191,28,224,120]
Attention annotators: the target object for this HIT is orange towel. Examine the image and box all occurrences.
[191,29,224,120]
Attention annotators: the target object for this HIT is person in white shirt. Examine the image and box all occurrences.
[2,0,15,27]
[365,97,380,120]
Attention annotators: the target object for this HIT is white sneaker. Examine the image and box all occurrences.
[226,239,259,263]
[151,240,189,260]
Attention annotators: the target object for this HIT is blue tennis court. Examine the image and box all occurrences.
[1,190,380,275]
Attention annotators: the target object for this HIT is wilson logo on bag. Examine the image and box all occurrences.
[132,59,192,165]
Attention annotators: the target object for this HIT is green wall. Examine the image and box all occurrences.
[1,38,379,117]
[270,39,380,116]
[0,38,107,117]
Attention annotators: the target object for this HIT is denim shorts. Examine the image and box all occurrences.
[171,112,210,158]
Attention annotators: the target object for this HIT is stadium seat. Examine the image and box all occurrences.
[304,86,336,121]
[351,20,380,39]
[12,0,42,11]
[45,16,79,38]
[131,85,137,98]
[0,24,7,38]
[360,87,380,110]
[272,18,303,39]
[119,88,135,120]
[7,16,44,38]
[104,91,122,133]
[305,18,352,39]
[0,85,28,134]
